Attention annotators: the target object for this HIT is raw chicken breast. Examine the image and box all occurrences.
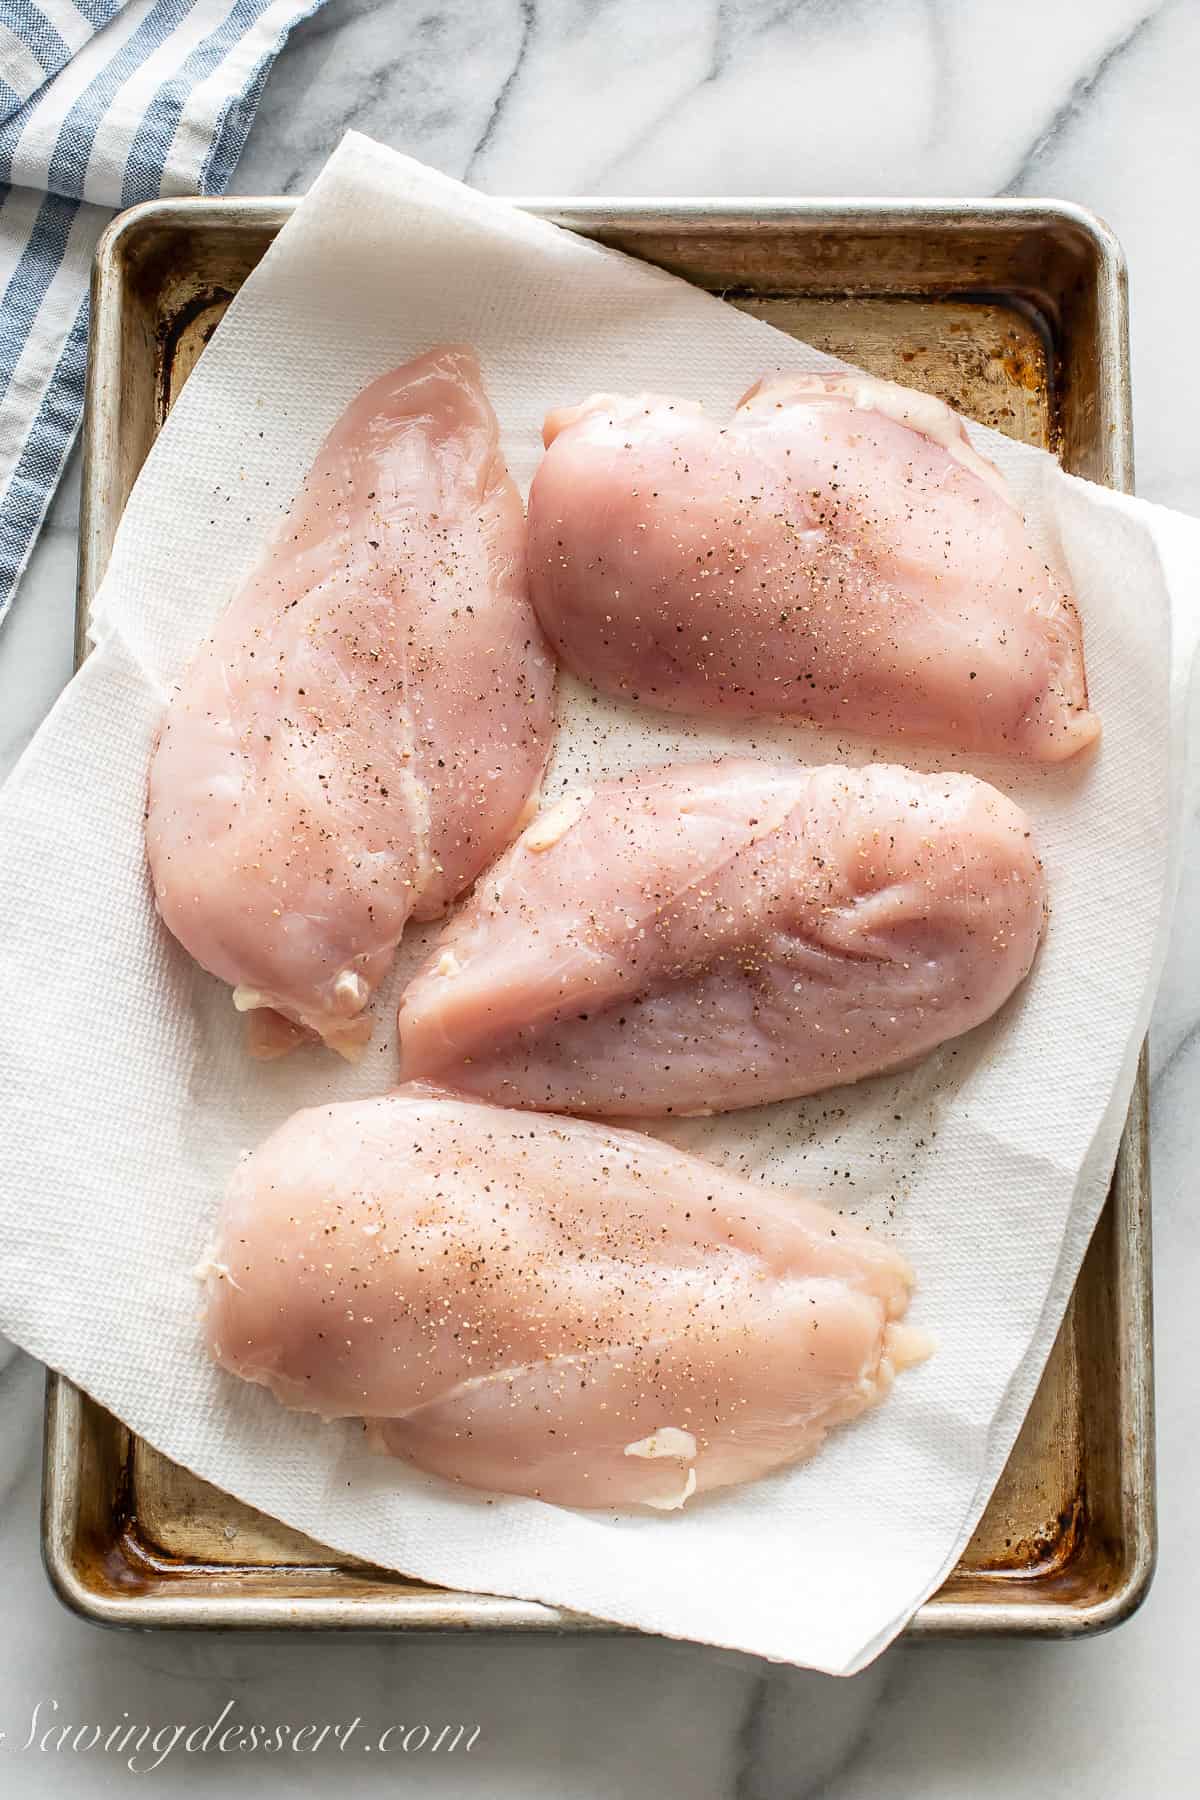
[207,1083,921,1509]
[146,347,555,1058]
[399,760,1045,1117]
[527,371,1098,761]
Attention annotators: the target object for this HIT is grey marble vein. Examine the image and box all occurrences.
[999,1,1167,193]
[920,0,953,152]
[466,0,537,177]
[732,1661,889,1800]
[229,0,527,193]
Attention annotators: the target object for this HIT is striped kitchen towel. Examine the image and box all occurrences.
[0,0,324,629]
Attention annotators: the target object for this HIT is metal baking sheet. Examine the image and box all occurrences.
[43,197,1153,1637]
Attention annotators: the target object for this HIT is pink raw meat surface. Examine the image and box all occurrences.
[206,1083,920,1510]
[527,371,1098,761]
[146,346,556,1058]
[399,759,1046,1117]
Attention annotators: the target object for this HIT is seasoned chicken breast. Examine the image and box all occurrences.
[399,760,1046,1117]
[206,1084,921,1509]
[527,372,1097,761]
[146,347,555,1058]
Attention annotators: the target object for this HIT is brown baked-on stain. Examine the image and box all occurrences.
[998,1489,1089,1577]
[155,284,234,422]
[87,1510,323,1598]
[1001,347,1045,393]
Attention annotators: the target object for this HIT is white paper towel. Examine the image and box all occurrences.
[0,134,1197,1675]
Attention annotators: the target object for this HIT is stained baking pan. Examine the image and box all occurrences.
[44,196,1153,1636]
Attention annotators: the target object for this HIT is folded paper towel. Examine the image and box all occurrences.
[0,133,1196,1674]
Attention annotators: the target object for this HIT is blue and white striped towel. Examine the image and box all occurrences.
[0,0,323,628]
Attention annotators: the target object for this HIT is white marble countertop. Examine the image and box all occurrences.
[2,1,1198,1793]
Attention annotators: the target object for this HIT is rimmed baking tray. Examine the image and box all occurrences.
[44,196,1153,1636]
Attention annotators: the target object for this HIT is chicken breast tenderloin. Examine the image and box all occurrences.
[146,347,556,1059]
[528,371,1098,761]
[399,761,1046,1117]
[206,1084,921,1509]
